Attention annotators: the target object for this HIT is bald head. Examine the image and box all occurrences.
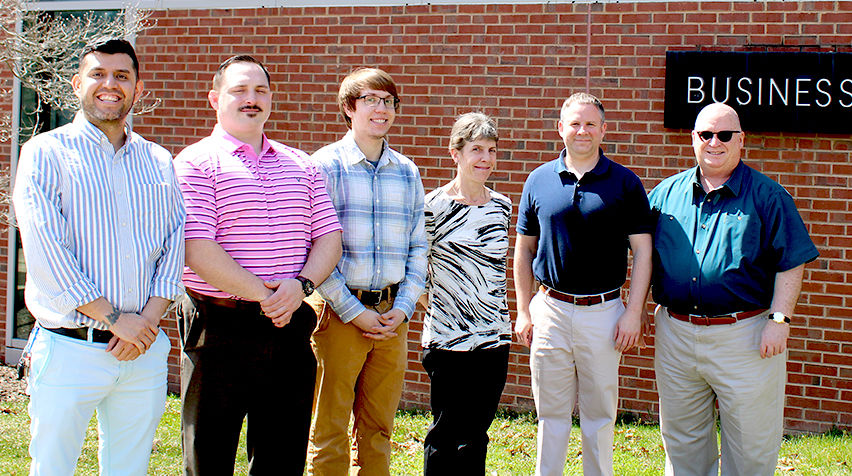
[691,103,744,188]
[694,103,742,131]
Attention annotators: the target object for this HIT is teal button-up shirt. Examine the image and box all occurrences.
[649,161,818,316]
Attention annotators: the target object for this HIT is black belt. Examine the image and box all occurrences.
[667,308,766,326]
[540,286,621,306]
[44,326,113,343]
[348,284,399,307]
[187,289,261,312]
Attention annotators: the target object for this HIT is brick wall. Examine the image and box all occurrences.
[1,61,12,361]
[2,1,850,434]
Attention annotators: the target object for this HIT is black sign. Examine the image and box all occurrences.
[664,51,852,133]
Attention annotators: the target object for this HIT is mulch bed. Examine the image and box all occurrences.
[0,364,28,404]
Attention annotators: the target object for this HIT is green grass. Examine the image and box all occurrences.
[1,395,850,475]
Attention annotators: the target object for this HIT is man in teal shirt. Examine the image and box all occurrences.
[649,103,818,476]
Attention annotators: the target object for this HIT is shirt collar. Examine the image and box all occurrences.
[341,129,396,168]
[73,111,134,150]
[211,124,272,161]
[554,148,611,178]
[691,160,746,197]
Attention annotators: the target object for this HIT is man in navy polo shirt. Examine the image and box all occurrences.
[649,103,818,476]
[514,92,653,476]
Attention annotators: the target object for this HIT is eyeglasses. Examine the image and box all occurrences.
[696,130,741,143]
[357,95,399,109]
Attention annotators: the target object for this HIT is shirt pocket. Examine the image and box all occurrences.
[134,183,174,257]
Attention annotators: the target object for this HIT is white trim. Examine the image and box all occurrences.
[5,16,23,353]
[4,346,22,366]
[32,0,784,11]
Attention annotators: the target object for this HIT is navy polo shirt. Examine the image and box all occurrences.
[648,161,819,316]
[517,150,653,295]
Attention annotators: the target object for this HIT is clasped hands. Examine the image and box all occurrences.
[351,308,406,341]
[259,279,305,328]
[106,312,159,362]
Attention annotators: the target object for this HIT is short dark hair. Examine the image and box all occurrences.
[79,39,139,78]
[213,55,270,90]
[338,68,399,127]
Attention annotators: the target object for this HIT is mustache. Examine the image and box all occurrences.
[239,105,262,113]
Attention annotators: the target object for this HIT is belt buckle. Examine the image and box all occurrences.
[574,296,591,306]
[362,290,382,307]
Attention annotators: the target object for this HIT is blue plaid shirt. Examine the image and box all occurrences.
[313,131,427,322]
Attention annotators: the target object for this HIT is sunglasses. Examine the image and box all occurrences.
[696,130,741,143]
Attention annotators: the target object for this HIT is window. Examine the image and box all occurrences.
[7,8,119,351]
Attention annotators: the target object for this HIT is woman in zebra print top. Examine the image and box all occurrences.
[419,112,512,476]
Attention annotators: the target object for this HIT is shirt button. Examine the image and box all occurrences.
[693,305,698,310]
[692,277,697,282]
[695,250,700,254]
[701,224,707,229]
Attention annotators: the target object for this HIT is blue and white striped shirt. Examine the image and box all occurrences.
[313,130,427,322]
[12,113,185,330]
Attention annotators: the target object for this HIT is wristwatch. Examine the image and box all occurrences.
[295,275,315,297]
[769,312,791,324]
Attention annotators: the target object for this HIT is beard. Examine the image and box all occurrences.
[80,93,135,125]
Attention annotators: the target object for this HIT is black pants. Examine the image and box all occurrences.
[179,295,317,476]
[422,345,510,476]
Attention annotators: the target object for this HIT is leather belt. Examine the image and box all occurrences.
[667,308,767,326]
[44,326,113,344]
[348,284,399,307]
[187,289,261,311]
[540,285,621,306]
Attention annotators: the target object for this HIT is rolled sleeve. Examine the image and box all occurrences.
[317,268,366,323]
[12,141,102,316]
[150,168,186,301]
[392,172,427,319]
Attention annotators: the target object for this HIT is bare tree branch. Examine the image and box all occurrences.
[0,0,158,222]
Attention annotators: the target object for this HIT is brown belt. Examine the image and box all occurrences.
[187,288,260,311]
[348,284,399,307]
[540,285,621,306]
[667,308,767,326]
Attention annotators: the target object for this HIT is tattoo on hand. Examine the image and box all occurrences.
[105,307,121,326]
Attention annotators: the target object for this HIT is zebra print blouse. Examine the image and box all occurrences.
[421,187,513,351]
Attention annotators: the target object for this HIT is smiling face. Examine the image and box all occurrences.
[558,102,607,162]
[452,138,498,186]
[72,51,142,127]
[692,104,744,181]
[345,88,396,143]
[208,61,271,140]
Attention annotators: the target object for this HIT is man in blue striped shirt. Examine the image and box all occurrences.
[308,68,427,475]
[12,39,185,475]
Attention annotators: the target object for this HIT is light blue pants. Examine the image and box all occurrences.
[27,327,169,476]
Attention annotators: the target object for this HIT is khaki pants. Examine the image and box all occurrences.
[655,306,785,476]
[306,295,408,476]
[529,290,624,476]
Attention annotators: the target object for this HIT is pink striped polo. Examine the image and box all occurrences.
[174,125,342,298]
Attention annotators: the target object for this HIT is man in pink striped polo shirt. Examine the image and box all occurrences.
[174,55,343,475]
